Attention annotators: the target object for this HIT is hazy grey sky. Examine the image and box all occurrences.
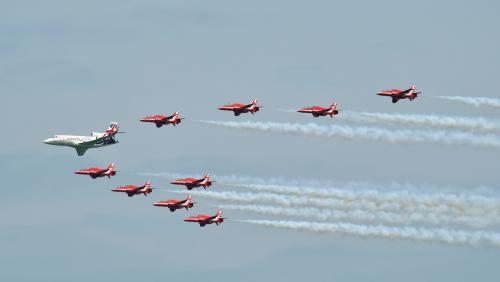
[1,1,499,281]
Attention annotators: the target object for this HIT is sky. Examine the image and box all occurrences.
[1,0,500,281]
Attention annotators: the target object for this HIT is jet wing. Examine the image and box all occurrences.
[88,167,107,174]
[75,147,89,156]
[399,88,412,95]
[162,114,175,121]
[222,104,246,110]
[131,186,145,192]
[177,199,189,205]
[79,135,109,146]
[393,92,410,99]
[96,168,108,174]
[204,214,218,222]
[315,108,330,114]
[240,103,254,110]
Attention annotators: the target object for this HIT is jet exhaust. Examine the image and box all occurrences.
[240,219,500,248]
[198,120,500,150]
[219,204,495,227]
[435,96,500,109]
[228,183,500,218]
[339,111,500,132]
[173,190,500,224]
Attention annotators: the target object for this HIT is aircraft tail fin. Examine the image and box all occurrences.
[214,210,222,220]
[185,194,193,206]
[105,122,119,135]
[105,163,115,178]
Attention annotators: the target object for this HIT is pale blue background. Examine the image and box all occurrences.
[1,1,499,281]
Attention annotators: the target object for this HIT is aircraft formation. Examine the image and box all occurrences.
[43,85,421,227]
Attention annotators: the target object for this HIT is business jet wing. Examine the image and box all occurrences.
[75,147,89,156]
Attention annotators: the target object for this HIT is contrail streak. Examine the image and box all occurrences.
[220,204,495,227]
[173,190,499,220]
[229,183,500,217]
[435,96,500,109]
[198,120,500,149]
[339,111,500,132]
[240,220,500,247]
[143,171,500,215]
[141,171,498,196]
[276,109,297,113]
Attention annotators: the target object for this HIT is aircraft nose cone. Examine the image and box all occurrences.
[43,138,51,144]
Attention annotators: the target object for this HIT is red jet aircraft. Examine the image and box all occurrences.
[377,85,422,103]
[170,173,213,190]
[297,102,339,118]
[111,181,153,197]
[218,99,260,116]
[140,111,182,128]
[154,195,194,212]
[184,210,224,227]
[74,163,116,179]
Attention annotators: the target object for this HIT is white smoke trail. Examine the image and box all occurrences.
[141,171,498,197]
[229,183,500,217]
[435,96,500,109]
[198,120,500,149]
[339,111,500,132]
[143,171,500,215]
[240,219,500,248]
[220,204,495,227]
[173,190,500,220]
[276,108,297,113]
[171,190,339,208]
[140,172,336,188]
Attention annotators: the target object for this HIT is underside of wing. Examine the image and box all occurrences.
[75,147,88,156]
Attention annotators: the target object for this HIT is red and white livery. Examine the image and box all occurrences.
[154,195,194,212]
[377,85,422,103]
[218,99,260,116]
[140,111,182,128]
[170,173,213,190]
[111,181,153,197]
[184,210,224,227]
[297,102,339,118]
[74,163,116,179]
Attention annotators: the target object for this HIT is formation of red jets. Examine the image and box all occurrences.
[137,87,421,127]
[74,167,222,226]
[71,85,421,227]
